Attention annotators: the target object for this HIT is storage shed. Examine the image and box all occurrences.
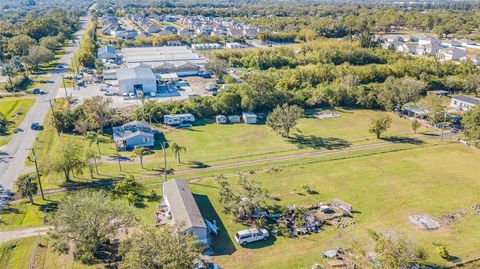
[242,112,257,124]
[216,115,227,124]
[228,115,241,123]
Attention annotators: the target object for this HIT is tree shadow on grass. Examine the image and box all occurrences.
[288,134,351,150]
[242,235,277,249]
[382,136,425,145]
[193,194,236,256]
[189,161,210,169]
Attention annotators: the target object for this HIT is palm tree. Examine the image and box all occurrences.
[132,146,146,169]
[16,173,38,204]
[85,131,101,154]
[85,148,99,178]
[171,143,186,164]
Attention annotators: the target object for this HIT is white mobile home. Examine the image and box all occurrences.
[450,96,480,111]
[164,113,196,126]
[438,47,467,61]
[162,179,208,245]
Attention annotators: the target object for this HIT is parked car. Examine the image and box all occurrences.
[234,228,269,246]
[86,69,94,75]
[31,122,41,130]
[150,92,157,97]
[104,91,116,96]
[129,92,136,99]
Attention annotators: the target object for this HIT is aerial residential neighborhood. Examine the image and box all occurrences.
[0,0,480,269]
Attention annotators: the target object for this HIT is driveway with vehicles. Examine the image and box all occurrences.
[0,16,91,190]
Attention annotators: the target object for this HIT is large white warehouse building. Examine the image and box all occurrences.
[117,66,157,95]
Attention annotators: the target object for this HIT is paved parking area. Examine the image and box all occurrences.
[56,76,217,109]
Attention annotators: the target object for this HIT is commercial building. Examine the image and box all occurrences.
[117,66,157,95]
[121,46,208,76]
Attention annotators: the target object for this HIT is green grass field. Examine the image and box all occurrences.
[0,97,36,146]
[0,237,39,269]
[28,106,437,188]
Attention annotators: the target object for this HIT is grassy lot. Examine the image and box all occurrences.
[0,97,36,146]
[27,105,437,188]
[0,237,39,269]
[191,143,480,269]
[2,142,479,268]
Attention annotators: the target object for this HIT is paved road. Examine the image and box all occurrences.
[0,227,50,244]
[0,16,90,190]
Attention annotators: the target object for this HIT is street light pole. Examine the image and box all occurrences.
[440,110,448,142]
[62,75,69,104]
[28,148,45,200]
[48,99,60,136]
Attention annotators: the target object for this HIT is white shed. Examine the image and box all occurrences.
[242,112,257,124]
[216,115,227,124]
[228,115,241,123]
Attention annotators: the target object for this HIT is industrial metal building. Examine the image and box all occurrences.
[117,66,157,95]
[120,46,208,76]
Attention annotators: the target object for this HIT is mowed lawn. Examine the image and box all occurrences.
[28,107,433,189]
[0,97,36,146]
[188,143,480,269]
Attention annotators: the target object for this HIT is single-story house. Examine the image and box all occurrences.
[469,55,480,66]
[228,115,241,123]
[417,36,441,46]
[441,40,461,48]
[396,43,417,54]
[162,179,208,245]
[164,113,196,126]
[113,121,155,150]
[216,115,227,124]
[416,44,442,56]
[403,105,429,119]
[117,66,157,95]
[437,47,467,61]
[242,112,257,124]
[97,45,117,60]
[450,95,480,111]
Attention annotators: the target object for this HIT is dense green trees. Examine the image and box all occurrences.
[462,105,480,145]
[16,173,38,204]
[43,140,86,181]
[50,191,134,264]
[119,226,201,269]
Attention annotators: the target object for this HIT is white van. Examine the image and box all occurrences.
[234,228,269,246]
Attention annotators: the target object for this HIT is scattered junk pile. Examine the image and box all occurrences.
[314,110,340,119]
[408,215,441,231]
[472,203,480,215]
[442,209,467,225]
[242,199,355,238]
[317,248,356,269]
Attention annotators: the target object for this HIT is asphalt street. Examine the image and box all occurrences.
[0,16,90,190]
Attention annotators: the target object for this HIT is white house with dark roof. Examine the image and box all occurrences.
[113,121,155,150]
[416,44,442,56]
[162,179,208,245]
[450,96,480,111]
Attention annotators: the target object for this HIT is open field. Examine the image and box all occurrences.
[0,98,36,146]
[1,142,479,268]
[26,105,438,188]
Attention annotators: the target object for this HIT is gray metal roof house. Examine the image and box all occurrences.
[162,179,208,245]
[97,45,116,60]
[450,95,480,111]
[113,121,154,150]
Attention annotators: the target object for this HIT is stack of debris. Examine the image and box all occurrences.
[409,215,441,230]
[442,209,466,225]
[472,203,480,215]
[321,248,356,269]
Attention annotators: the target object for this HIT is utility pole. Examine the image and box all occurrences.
[162,141,167,182]
[62,75,70,104]
[48,99,60,136]
[440,110,448,142]
[28,148,45,200]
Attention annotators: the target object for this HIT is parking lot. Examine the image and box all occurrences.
[56,75,217,109]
